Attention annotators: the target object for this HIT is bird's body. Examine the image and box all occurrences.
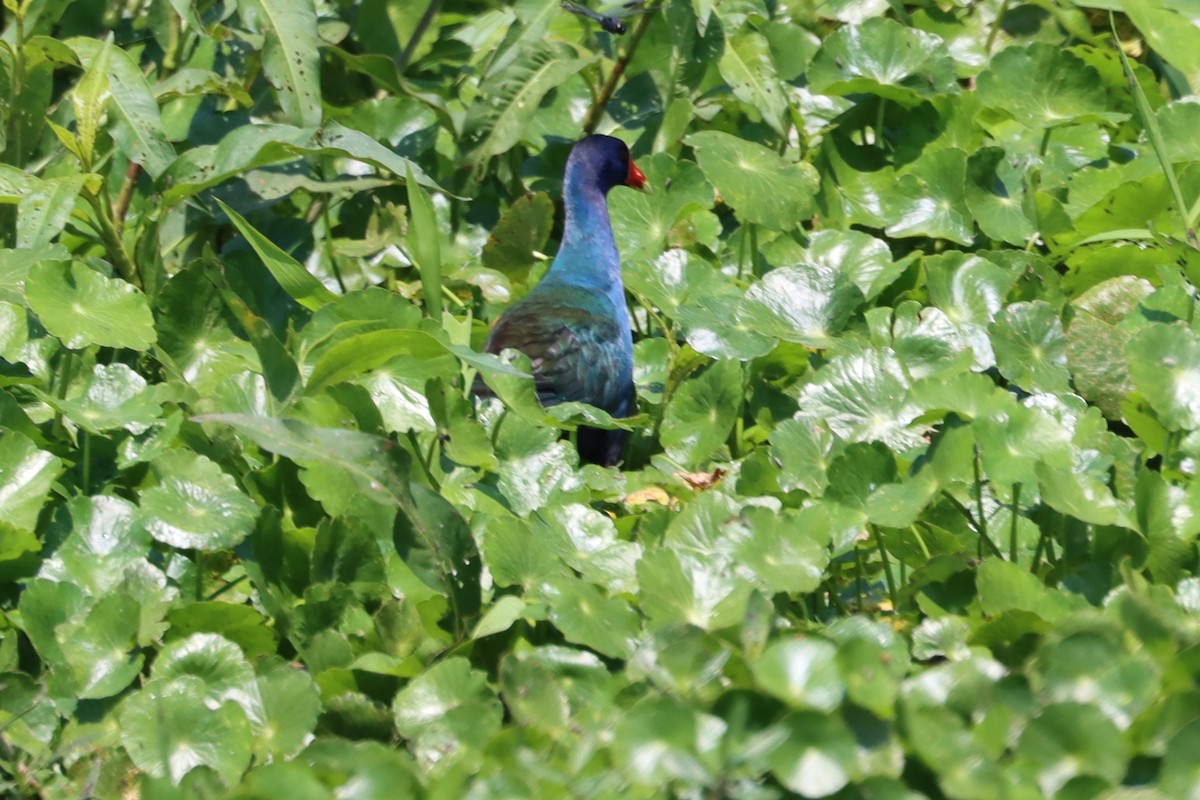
[477,135,646,466]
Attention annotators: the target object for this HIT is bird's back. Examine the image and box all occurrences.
[482,284,634,419]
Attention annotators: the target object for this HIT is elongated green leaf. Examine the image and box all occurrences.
[70,38,176,177]
[16,174,95,248]
[718,31,786,136]
[164,122,444,205]
[237,0,322,126]
[305,328,527,395]
[198,413,481,621]
[1120,0,1200,93]
[463,47,594,164]
[216,199,337,311]
[1113,22,1197,245]
[70,35,111,168]
[406,163,441,318]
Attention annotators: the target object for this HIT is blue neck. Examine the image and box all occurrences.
[540,175,625,310]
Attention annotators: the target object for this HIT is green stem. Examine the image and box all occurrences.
[984,0,1011,54]
[972,445,989,559]
[1009,482,1021,562]
[86,192,141,288]
[407,431,441,491]
[80,430,91,495]
[873,526,898,613]
[398,0,443,73]
[941,490,1003,558]
[875,98,887,150]
[854,546,865,612]
[736,224,749,281]
[749,224,759,278]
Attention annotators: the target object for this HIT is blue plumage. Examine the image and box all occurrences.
[478,135,646,466]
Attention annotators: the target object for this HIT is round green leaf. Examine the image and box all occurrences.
[738,265,862,349]
[0,430,63,532]
[885,148,974,246]
[256,660,321,758]
[25,260,155,350]
[613,696,711,785]
[990,301,1070,393]
[815,230,905,301]
[481,191,555,280]
[965,147,1035,246]
[660,358,744,467]
[734,506,830,594]
[165,601,278,660]
[482,516,570,591]
[0,300,28,362]
[300,739,423,797]
[1014,702,1126,795]
[977,43,1124,129]
[140,450,259,550]
[770,415,834,495]
[625,248,720,321]
[391,656,502,774]
[538,575,639,659]
[58,363,161,434]
[1162,718,1200,797]
[637,546,750,632]
[767,712,857,797]
[753,637,844,712]
[1033,629,1160,730]
[796,349,922,450]
[154,633,264,723]
[58,593,144,698]
[807,17,959,106]
[119,675,254,785]
[685,131,817,230]
[610,154,716,262]
[677,293,777,360]
[39,495,152,594]
[1066,277,1152,419]
[1128,323,1200,432]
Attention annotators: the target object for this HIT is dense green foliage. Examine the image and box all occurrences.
[3,0,1200,796]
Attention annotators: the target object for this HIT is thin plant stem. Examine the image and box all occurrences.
[973,445,989,558]
[112,162,141,226]
[873,526,898,612]
[582,10,655,134]
[80,431,91,495]
[854,546,865,612]
[984,0,1011,54]
[86,192,141,287]
[875,98,887,149]
[407,430,441,491]
[749,224,759,278]
[398,0,443,74]
[1009,482,1021,562]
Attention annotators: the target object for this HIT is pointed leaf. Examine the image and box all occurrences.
[237,0,322,126]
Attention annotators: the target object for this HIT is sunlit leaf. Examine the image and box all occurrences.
[140,450,259,551]
[25,260,156,350]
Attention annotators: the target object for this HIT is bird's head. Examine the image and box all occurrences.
[567,134,647,195]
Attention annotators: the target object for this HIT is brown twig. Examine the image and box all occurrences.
[112,161,142,227]
[581,11,655,134]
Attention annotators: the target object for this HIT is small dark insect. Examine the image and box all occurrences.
[560,0,659,35]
